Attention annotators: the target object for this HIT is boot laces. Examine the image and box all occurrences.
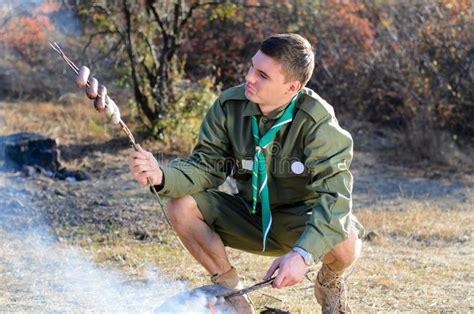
[318,267,350,313]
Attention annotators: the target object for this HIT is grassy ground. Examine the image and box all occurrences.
[49,198,473,313]
[1,100,473,312]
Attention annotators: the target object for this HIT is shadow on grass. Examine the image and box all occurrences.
[59,134,178,162]
[59,137,131,162]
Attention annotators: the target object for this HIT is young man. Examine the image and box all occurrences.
[129,34,363,313]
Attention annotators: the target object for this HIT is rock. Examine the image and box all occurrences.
[364,230,381,242]
[74,170,91,181]
[21,165,40,177]
[0,132,90,181]
[131,227,151,241]
[0,132,60,172]
[55,167,91,181]
[54,188,67,196]
[92,199,110,207]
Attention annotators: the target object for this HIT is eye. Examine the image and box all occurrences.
[259,73,268,79]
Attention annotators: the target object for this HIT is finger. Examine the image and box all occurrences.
[135,144,148,155]
[280,275,298,288]
[129,150,148,160]
[264,259,280,280]
[134,172,149,185]
[285,277,298,287]
[133,164,154,173]
[273,273,286,289]
[129,163,155,178]
[131,171,142,183]
[136,171,153,179]
[130,159,150,167]
[136,178,148,185]
[147,151,155,159]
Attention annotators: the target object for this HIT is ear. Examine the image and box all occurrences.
[287,80,302,93]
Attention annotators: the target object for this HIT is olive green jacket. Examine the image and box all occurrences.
[158,84,364,261]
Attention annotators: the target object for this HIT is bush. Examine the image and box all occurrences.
[160,77,219,153]
[182,0,473,165]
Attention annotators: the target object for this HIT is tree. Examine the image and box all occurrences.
[0,0,64,99]
[79,1,231,136]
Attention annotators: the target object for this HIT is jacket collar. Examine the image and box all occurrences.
[242,100,262,117]
[242,94,304,120]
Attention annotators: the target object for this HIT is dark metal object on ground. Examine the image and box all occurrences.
[260,306,290,314]
[156,278,275,313]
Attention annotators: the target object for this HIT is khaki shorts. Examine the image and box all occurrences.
[192,189,314,257]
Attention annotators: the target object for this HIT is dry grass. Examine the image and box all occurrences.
[357,198,473,246]
[1,100,473,312]
[0,100,124,145]
[50,197,473,313]
[351,199,473,312]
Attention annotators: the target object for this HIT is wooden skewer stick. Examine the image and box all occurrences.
[49,41,173,228]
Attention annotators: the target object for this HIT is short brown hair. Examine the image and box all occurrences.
[260,33,315,87]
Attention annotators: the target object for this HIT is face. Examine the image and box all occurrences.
[245,50,300,109]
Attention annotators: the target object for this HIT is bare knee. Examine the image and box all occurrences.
[165,195,204,229]
[322,228,362,270]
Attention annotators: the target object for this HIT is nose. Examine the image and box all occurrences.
[245,66,256,84]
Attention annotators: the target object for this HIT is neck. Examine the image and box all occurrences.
[258,93,297,116]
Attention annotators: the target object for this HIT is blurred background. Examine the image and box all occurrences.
[1,0,472,164]
[0,1,473,312]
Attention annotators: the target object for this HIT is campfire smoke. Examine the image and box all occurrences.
[0,176,220,313]
[1,1,233,312]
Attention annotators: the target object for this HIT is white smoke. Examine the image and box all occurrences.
[0,229,187,312]
[0,179,219,313]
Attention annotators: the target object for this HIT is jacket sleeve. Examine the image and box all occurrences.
[294,114,355,261]
[156,99,233,197]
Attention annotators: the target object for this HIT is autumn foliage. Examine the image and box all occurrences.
[0,0,472,161]
[0,1,59,60]
[182,0,472,148]
[0,1,68,99]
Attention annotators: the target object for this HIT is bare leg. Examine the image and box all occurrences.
[321,228,362,273]
[166,195,231,275]
[315,228,362,313]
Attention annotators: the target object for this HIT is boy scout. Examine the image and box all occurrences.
[129,34,363,313]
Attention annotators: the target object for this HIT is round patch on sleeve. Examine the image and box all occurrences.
[291,161,305,174]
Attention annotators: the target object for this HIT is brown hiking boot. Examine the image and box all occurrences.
[211,267,256,313]
[315,264,352,314]
[211,266,242,289]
